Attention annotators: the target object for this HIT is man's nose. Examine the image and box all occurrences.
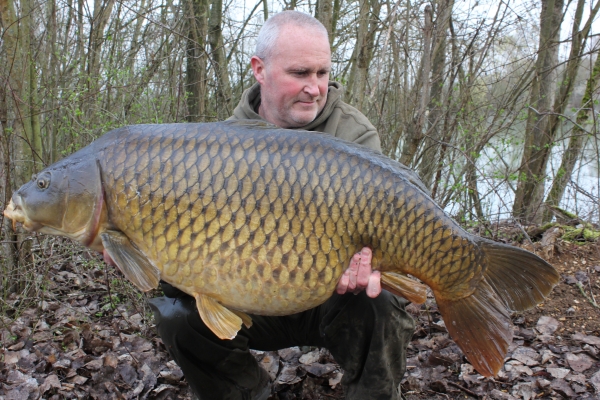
[304,76,321,97]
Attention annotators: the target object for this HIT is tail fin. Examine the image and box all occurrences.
[479,239,559,311]
[435,240,559,377]
[436,279,512,377]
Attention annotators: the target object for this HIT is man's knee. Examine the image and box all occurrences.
[348,291,414,325]
[148,296,201,345]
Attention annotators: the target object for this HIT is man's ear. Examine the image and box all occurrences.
[251,56,266,84]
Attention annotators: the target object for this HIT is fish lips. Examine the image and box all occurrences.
[3,196,44,232]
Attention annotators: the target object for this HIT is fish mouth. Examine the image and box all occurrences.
[3,197,42,232]
[4,198,24,231]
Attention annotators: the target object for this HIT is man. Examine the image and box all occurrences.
[147,11,416,400]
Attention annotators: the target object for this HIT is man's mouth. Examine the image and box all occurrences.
[297,100,318,106]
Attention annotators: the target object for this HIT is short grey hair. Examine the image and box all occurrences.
[255,11,329,61]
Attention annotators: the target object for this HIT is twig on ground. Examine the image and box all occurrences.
[576,282,600,309]
[588,267,598,306]
[447,381,480,398]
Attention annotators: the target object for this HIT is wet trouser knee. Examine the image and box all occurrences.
[149,290,414,400]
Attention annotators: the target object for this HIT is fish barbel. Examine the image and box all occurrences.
[3,120,559,377]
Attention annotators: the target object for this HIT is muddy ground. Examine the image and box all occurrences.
[1,230,599,399]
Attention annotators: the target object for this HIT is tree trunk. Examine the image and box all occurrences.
[88,0,116,81]
[0,63,18,295]
[512,0,564,223]
[185,0,209,122]
[543,52,600,221]
[0,0,39,291]
[347,0,381,112]
[419,0,454,189]
[263,0,268,20]
[316,0,334,45]
[208,0,232,120]
[399,5,433,167]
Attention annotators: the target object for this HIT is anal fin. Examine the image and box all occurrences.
[194,293,244,340]
[232,310,253,329]
[100,230,160,292]
[381,272,427,304]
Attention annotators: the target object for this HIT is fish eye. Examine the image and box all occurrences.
[36,176,50,189]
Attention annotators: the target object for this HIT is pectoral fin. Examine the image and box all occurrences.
[100,230,160,292]
[381,272,427,304]
[194,293,247,340]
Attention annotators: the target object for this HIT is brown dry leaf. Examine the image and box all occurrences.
[550,378,576,397]
[39,374,62,394]
[536,316,560,335]
[565,352,595,372]
[572,332,600,346]
[590,370,600,392]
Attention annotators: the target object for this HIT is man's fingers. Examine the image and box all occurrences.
[356,247,372,288]
[347,253,360,290]
[336,271,350,294]
[366,270,382,298]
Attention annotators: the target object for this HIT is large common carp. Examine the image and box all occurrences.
[4,121,559,377]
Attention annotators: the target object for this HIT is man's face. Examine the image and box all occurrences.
[251,25,331,128]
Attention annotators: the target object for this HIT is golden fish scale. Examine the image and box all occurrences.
[101,124,483,315]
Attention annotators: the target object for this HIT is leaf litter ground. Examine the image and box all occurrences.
[1,233,599,399]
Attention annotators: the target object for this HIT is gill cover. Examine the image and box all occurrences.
[13,157,105,246]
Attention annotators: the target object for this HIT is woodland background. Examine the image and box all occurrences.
[1,1,600,398]
[0,0,599,312]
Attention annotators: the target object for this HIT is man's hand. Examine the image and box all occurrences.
[336,247,381,298]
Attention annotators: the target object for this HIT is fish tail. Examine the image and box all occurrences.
[477,239,559,311]
[435,239,559,377]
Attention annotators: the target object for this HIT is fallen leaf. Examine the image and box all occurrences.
[572,333,600,346]
[490,388,517,399]
[511,347,540,366]
[540,349,556,364]
[567,373,587,385]
[103,352,118,368]
[68,375,88,385]
[299,349,320,365]
[512,382,534,400]
[8,341,25,351]
[39,374,61,394]
[278,346,302,362]
[589,370,600,393]
[277,364,302,385]
[536,316,559,335]
[329,371,343,388]
[84,358,103,370]
[259,352,280,380]
[550,378,576,397]
[302,362,337,377]
[3,350,19,364]
[565,353,594,372]
[546,367,570,379]
[6,369,28,384]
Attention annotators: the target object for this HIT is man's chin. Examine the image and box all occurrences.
[288,111,318,127]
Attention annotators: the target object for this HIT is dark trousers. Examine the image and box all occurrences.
[149,289,414,400]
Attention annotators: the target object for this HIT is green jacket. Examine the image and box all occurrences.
[228,81,381,152]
